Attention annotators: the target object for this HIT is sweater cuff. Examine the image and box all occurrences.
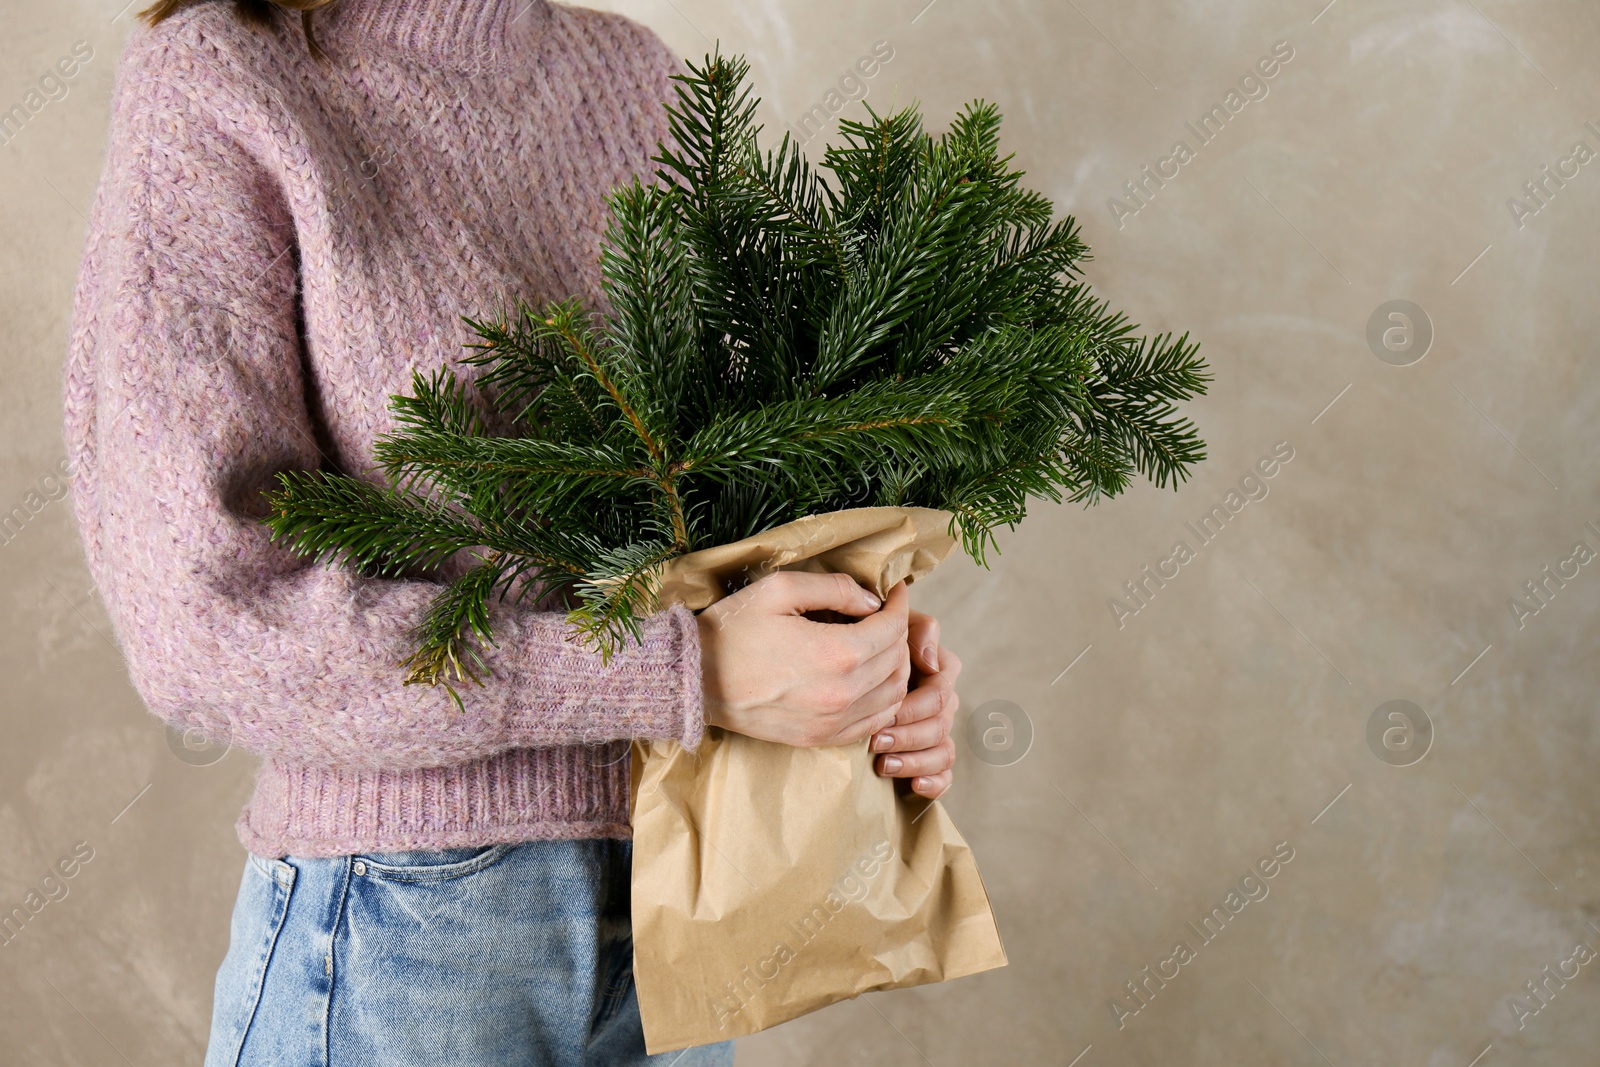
[665,602,707,752]
[500,600,707,751]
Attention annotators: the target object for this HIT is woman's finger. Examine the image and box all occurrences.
[828,648,912,744]
[876,737,954,778]
[871,709,948,754]
[884,670,954,727]
[838,579,910,662]
[911,768,953,799]
[935,645,962,682]
[907,610,940,674]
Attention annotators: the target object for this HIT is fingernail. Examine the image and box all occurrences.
[863,591,881,609]
[882,755,903,773]
[921,644,939,671]
[914,777,931,792]
[872,733,894,752]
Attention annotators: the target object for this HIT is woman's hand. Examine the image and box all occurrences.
[870,608,961,799]
[698,574,912,748]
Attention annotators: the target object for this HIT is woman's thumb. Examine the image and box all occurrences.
[754,571,882,616]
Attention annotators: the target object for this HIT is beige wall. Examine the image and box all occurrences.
[4,0,1598,1063]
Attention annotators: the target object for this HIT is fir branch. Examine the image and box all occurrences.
[397,551,519,711]
[460,297,609,439]
[565,534,683,661]
[263,469,482,578]
[541,302,669,463]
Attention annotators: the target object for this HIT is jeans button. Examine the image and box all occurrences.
[353,861,367,876]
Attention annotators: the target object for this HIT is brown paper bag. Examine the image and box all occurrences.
[628,506,1008,1053]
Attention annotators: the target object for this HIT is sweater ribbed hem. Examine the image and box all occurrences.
[237,742,633,858]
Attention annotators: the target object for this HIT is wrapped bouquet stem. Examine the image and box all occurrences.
[630,505,1006,1049]
[264,49,1209,1050]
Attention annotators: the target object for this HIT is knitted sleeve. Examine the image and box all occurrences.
[61,40,705,772]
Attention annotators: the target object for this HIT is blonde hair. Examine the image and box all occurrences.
[138,0,342,58]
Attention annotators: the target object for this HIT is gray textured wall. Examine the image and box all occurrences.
[4,1,1598,1064]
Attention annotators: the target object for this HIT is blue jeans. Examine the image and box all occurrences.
[204,838,735,1067]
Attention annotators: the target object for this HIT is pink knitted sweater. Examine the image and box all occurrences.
[61,0,707,858]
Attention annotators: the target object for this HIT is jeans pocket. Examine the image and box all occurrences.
[353,842,516,884]
[204,856,295,1067]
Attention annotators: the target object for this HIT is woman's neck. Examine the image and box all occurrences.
[320,0,552,71]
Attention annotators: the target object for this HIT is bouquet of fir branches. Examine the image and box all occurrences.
[263,50,1209,711]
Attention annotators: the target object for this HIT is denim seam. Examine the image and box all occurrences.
[352,842,517,884]
[225,859,296,1067]
[321,857,355,1067]
[245,853,282,882]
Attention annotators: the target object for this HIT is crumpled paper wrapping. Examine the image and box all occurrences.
[629,506,1008,1053]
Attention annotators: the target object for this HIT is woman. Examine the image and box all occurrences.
[61,0,962,1063]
